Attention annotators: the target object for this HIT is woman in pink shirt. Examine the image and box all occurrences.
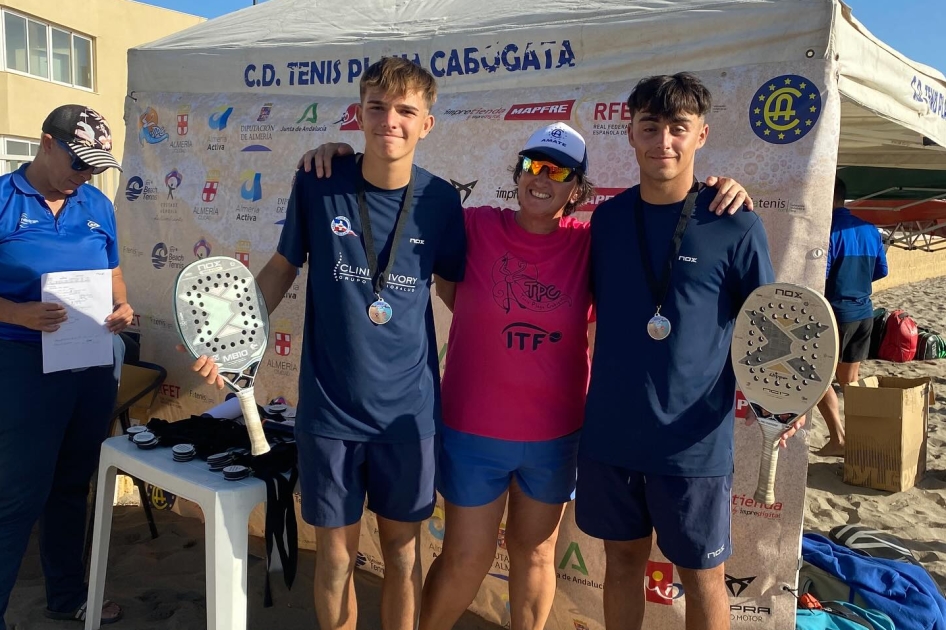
[302,125,749,630]
[426,123,595,630]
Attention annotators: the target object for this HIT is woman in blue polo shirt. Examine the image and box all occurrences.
[0,105,132,628]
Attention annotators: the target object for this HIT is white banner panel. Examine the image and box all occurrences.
[117,59,839,628]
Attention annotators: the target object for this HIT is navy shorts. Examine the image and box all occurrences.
[437,425,579,507]
[838,317,872,363]
[295,431,436,528]
[575,456,732,570]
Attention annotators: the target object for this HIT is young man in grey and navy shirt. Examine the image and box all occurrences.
[814,177,888,457]
[576,73,781,630]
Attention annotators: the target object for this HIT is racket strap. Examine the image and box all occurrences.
[259,448,299,607]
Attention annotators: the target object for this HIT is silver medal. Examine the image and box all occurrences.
[368,299,393,325]
[647,314,671,340]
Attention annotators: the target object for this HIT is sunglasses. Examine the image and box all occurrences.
[56,139,107,175]
[520,155,578,183]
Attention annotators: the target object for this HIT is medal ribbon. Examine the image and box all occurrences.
[355,164,416,300]
[634,180,701,319]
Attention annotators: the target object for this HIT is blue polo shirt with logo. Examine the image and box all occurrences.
[583,185,774,477]
[278,155,466,442]
[0,164,119,343]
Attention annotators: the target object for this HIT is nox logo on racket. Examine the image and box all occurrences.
[774,288,803,299]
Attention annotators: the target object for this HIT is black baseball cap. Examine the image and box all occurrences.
[42,104,122,171]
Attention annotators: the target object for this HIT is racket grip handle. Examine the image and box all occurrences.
[236,387,271,456]
[754,442,779,505]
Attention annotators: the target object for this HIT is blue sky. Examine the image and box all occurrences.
[139,0,944,72]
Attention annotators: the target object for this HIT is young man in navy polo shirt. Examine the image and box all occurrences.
[576,74,796,630]
[814,177,888,457]
[191,58,465,630]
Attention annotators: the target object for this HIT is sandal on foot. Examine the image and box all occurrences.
[45,599,123,625]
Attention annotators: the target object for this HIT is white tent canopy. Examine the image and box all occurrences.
[129,0,946,170]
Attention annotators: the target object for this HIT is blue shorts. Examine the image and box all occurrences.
[437,425,580,507]
[575,456,732,570]
[295,431,436,528]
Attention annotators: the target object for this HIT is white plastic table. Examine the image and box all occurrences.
[85,436,267,630]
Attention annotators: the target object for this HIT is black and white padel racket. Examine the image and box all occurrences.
[731,282,838,504]
[174,256,271,456]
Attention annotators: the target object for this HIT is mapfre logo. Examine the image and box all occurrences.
[504,100,575,121]
[577,188,627,213]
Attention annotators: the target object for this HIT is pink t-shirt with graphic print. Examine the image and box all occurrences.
[440,206,593,442]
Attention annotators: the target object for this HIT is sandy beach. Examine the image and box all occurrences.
[6,506,501,630]
[7,276,945,628]
[805,274,946,591]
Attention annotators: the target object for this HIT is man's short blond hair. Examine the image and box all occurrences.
[359,57,438,110]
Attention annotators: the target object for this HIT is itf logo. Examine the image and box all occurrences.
[151,242,169,269]
[208,106,234,131]
[749,75,822,145]
[125,176,144,201]
[240,170,262,202]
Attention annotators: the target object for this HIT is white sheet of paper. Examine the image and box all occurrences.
[41,270,113,374]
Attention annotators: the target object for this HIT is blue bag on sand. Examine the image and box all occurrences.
[797,601,895,630]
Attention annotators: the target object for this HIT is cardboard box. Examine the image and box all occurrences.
[843,376,934,492]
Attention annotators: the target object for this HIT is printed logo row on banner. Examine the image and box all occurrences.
[126,72,821,222]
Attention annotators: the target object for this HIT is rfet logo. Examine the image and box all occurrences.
[577,187,626,213]
[177,105,190,136]
[334,103,360,130]
[504,100,575,121]
[593,101,634,121]
[203,170,220,203]
[236,240,251,268]
[159,382,181,398]
[274,319,292,357]
[645,561,685,605]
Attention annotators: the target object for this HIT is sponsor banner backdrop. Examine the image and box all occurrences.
[119,59,839,628]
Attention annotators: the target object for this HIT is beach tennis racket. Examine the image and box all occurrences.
[174,256,271,456]
[731,282,838,504]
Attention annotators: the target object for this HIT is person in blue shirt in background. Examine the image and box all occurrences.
[0,105,132,628]
[576,73,802,630]
[814,177,888,457]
